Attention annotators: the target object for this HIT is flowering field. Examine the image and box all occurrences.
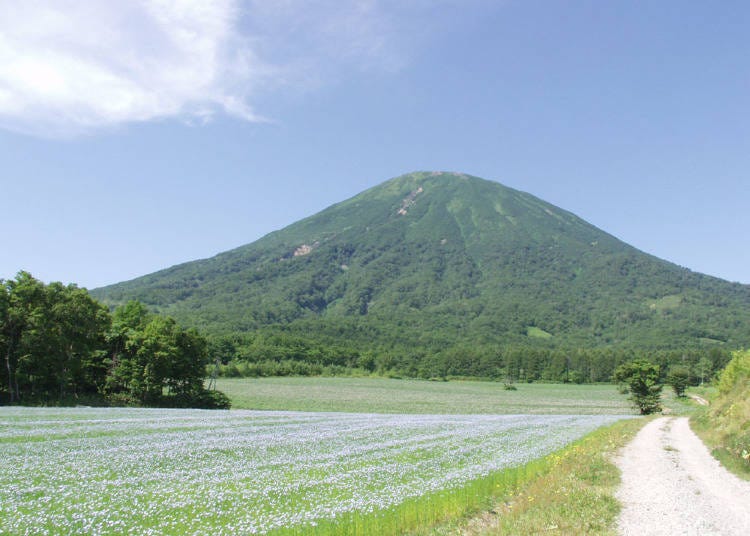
[218,377,635,414]
[1,408,627,535]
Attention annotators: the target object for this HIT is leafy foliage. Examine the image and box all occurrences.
[0,272,227,408]
[1,272,109,403]
[612,359,663,414]
[90,172,750,380]
[666,365,691,397]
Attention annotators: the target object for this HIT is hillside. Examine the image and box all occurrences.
[92,172,750,379]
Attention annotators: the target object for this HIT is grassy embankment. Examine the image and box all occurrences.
[691,349,750,480]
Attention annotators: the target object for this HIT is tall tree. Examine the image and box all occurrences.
[0,283,9,401]
[1,277,226,408]
[105,301,213,406]
[1,272,46,402]
[613,359,663,415]
[666,365,691,398]
[694,357,714,386]
[2,274,110,401]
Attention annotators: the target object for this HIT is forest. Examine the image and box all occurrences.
[0,272,228,407]
[207,326,729,385]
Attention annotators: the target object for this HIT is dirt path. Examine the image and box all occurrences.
[616,417,750,535]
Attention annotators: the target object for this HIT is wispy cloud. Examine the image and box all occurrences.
[0,0,486,137]
[0,0,260,136]
[241,0,411,79]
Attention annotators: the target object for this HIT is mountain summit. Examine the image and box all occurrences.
[93,172,750,362]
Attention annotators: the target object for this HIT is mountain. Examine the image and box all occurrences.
[92,172,750,379]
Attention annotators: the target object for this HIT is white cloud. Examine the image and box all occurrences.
[0,0,490,137]
[0,0,261,136]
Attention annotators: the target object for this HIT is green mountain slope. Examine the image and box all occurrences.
[92,172,750,377]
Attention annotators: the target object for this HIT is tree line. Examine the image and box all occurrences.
[1,272,228,408]
[208,328,730,385]
[2,267,727,405]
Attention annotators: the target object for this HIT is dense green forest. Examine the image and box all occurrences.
[204,328,730,385]
[91,172,749,382]
[0,272,228,407]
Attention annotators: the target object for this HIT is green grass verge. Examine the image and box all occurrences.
[411,418,645,536]
[689,357,750,480]
[268,462,536,536]
[691,421,750,481]
[260,418,643,536]
[216,377,634,415]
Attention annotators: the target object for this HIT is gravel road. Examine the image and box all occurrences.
[616,417,750,535]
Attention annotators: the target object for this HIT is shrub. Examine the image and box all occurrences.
[171,389,231,409]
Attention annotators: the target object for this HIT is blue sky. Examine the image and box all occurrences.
[1,0,748,288]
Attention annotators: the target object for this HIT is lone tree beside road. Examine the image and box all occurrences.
[613,359,663,415]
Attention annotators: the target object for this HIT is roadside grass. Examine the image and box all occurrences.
[688,385,717,399]
[270,461,538,536]
[409,418,645,536]
[689,353,750,482]
[692,419,750,481]
[659,388,701,416]
[216,377,634,415]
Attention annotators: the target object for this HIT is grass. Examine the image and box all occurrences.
[272,460,542,536]
[526,326,553,339]
[410,417,645,535]
[216,377,635,415]
[692,422,750,481]
[659,388,701,416]
[689,351,750,481]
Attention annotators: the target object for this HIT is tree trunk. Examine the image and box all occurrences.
[5,342,16,403]
[5,355,13,403]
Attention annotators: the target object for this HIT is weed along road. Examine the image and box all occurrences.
[616,417,750,535]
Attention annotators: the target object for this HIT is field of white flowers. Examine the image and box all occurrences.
[0,408,627,535]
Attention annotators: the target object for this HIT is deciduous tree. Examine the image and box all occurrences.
[613,359,663,415]
[667,365,691,398]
